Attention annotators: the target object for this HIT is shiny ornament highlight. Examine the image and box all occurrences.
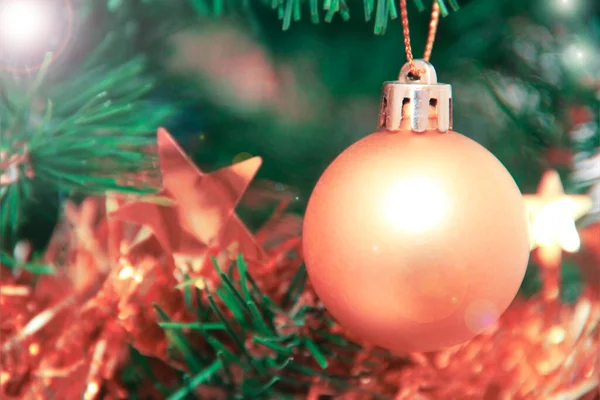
[303,60,530,354]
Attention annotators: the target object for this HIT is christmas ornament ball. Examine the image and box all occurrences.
[303,129,530,353]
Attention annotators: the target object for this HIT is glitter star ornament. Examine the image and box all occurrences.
[524,170,592,253]
[110,128,265,266]
[524,170,592,302]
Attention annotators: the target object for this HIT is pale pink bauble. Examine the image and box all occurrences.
[303,130,530,353]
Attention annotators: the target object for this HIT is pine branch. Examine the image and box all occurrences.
[272,0,458,32]
[120,0,460,33]
[153,255,388,399]
[0,32,174,244]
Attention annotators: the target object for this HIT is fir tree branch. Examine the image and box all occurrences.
[0,32,174,244]
[114,0,459,33]
[155,256,384,398]
[268,0,459,32]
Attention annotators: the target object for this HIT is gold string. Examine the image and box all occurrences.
[423,0,440,63]
[400,0,441,78]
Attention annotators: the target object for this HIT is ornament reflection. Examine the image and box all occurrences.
[383,177,447,233]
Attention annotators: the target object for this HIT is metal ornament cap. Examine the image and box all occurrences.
[378,59,452,133]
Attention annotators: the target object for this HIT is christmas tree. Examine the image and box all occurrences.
[0,0,599,399]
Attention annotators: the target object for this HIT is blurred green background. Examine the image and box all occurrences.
[2,0,599,261]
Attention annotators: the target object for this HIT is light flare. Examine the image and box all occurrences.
[0,0,49,51]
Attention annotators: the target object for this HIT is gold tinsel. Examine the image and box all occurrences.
[1,191,598,399]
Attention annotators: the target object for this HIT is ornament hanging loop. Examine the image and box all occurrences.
[399,59,437,83]
[400,0,440,78]
[378,59,452,133]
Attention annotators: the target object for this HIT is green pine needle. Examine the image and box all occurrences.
[124,349,173,397]
[154,304,209,371]
[247,301,275,336]
[245,376,281,397]
[182,273,194,311]
[236,253,252,301]
[167,359,223,400]
[303,337,328,369]
[158,321,226,331]
[0,252,56,275]
[253,336,294,355]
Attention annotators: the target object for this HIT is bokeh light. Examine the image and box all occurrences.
[563,42,594,67]
[0,1,48,49]
[530,199,582,253]
[554,0,578,14]
[0,0,73,72]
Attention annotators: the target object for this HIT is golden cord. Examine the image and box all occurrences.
[400,0,441,78]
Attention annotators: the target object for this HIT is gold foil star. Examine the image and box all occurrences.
[110,128,266,265]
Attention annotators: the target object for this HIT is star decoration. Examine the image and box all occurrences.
[524,169,592,253]
[110,128,266,266]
